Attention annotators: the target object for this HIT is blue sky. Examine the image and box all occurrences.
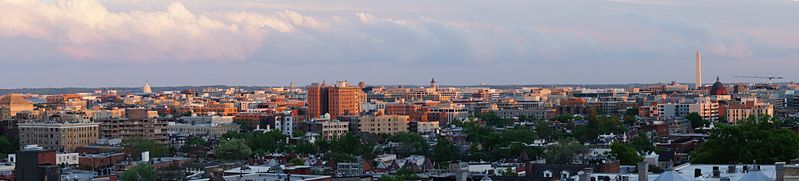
[0,0,797,88]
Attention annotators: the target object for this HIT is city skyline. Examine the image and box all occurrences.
[1,0,798,88]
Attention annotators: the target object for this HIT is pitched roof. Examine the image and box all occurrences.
[653,170,689,181]
[738,171,772,181]
[0,94,32,106]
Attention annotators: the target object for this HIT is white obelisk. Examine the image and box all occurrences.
[695,49,702,89]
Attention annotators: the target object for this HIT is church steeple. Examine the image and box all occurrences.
[430,78,438,89]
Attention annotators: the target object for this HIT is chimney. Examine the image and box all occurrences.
[694,168,702,178]
[777,162,786,181]
[712,166,720,178]
[638,163,648,181]
[743,165,749,173]
[728,165,736,173]
[720,177,731,181]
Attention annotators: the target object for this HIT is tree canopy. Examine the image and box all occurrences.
[386,132,429,157]
[610,142,642,165]
[686,112,708,129]
[433,136,459,163]
[476,112,515,127]
[120,164,157,181]
[545,138,586,164]
[214,139,253,161]
[692,120,799,164]
[125,137,169,157]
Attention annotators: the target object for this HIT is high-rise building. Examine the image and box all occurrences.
[695,49,702,89]
[307,82,330,118]
[307,81,365,118]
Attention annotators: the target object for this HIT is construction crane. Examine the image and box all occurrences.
[733,75,784,84]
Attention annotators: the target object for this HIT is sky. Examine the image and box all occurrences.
[0,0,798,88]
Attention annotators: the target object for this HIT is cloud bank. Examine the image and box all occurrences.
[0,0,798,87]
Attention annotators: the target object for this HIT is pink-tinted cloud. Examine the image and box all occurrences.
[0,0,323,62]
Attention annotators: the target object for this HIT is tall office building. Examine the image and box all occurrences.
[307,81,365,118]
[695,49,702,89]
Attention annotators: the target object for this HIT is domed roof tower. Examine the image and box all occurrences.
[709,76,727,95]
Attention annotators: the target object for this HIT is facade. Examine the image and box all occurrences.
[167,123,240,139]
[410,121,440,134]
[307,81,365,118]
[125,108,158,120]
[359,114,410,135]
[275,112,294,136]
[301,119,349,140]
[495,108,557,120]
[657,97,719,121]
[727,100,775,124]
[97,119,168,143]
[18,122,100,152]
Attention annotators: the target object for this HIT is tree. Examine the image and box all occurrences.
[535,121,563,142]
[215,139,253,161]
[125,137,169,157]
[692,120,799,164]
[610,142,642,165]
[686,112,708,129]
[0,136,16,157]
[289,157,305,166]
[629,132,658,154]
[573,114,625,142]
[293,141,317,154]
[120,164,157,181]
[433,137,459,163]
[179,136,208,154]
[233,120,255,132]
[497,167,518,176]
[551,114,574,123]
[477,112,515,127]
[500,127,537,144]
[387,132,429,157]
[247,130,287,154]
[545,138,586,164]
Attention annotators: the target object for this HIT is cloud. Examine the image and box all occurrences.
[0,0,326,62]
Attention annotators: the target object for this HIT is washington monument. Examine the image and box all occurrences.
[695,49,702,89]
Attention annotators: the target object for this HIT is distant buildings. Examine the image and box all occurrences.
[299,118,349,140]
[97,118,167,143]
[307,81,365,118]
[0,94,33,119]
[18,121,100,152]
[166,122,240,139]
[359,112,409,135]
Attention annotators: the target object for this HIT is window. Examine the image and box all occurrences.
[543,170,552,178]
